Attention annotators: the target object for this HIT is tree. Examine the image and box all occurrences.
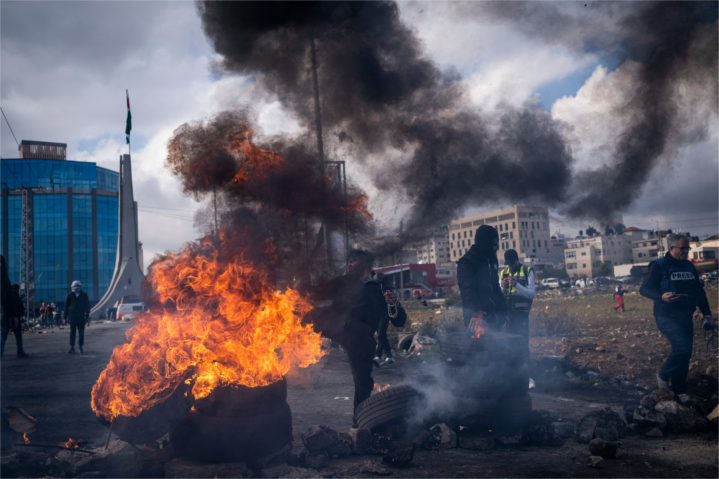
[614,223,626,234]
[597,262,611,276]
[604,225,615,236]
[586,226,598,237]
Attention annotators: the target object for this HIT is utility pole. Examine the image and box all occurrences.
[213,187,218,236]
[309,30,331,266]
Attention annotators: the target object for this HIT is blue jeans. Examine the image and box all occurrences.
[655,315,693,394]
[1,325,24,358]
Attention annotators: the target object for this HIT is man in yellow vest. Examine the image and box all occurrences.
[500,249,535,385]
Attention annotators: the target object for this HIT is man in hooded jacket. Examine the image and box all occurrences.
[457,225,508,332]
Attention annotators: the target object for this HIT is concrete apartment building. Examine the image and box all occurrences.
[404,226,451,265]
[449,206,553,265]
[565,229,650,277]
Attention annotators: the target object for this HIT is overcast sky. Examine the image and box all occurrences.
[2,1,717,271]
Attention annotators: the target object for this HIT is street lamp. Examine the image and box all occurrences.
[652,220,663,255]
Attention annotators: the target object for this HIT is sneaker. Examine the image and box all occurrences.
[656,372,669,390]
[381,358,395,366]
[68,347,75,355]
[529,378,536,389]
[16,352,29,359]
[373,357,381,368]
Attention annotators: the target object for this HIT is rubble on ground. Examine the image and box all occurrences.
[575,408,627,443]
[588,438,618,458]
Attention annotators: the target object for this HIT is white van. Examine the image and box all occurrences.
[542,278,560,289]
[117,303,147,320]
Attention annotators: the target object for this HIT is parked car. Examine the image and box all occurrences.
[542,278,560,289]
[117,303,147,320]
[575,278,595,288]
[559,279,571,288]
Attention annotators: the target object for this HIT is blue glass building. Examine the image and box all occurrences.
[1,141,120,308]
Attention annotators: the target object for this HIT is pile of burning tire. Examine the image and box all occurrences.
[353,332,531,436]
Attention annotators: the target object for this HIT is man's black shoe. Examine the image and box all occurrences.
[17,352,29,358]
[79,347,84,354]
[68,347,75,354]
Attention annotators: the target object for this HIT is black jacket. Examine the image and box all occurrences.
[1,255,21,327]
[306,275,407,349]
[457,244,507,328]
[64,291,91,324]
[640,253,711,320]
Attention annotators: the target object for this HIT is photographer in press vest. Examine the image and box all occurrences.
[640,234,714,394]
[500,249,535,385]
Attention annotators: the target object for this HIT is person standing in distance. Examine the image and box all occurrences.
[457,225,507,333]
[64,280,90,354]
[640,234,714,394]
[613,283,625,312]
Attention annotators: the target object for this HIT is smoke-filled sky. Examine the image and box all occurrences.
[2,1,717,269]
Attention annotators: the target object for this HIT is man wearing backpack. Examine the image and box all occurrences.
[640,234,714,394]
[305,249,407,414]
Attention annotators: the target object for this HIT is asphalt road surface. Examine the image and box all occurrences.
[2,322,717,477]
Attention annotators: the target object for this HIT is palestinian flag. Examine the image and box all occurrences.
[125,90,132,144]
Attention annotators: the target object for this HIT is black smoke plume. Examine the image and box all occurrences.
[197,1,717,231]
[198,1,573,238]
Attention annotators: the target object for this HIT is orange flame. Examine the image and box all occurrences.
[340,193,373,220]
[469,315,486,339]
[373,383,391,393]
[90,231,325,422]
[63,438,82,449]
[22,433,30,444]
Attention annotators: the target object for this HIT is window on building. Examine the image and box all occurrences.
[567,263,577,270]
[510,232,513,239]
[531,231,534,239]
[544,240,548,247]
[513,240,516,248]
[581,252,586,256]
[582,264,586,268]
[543,222,547,230]
[464,231,467,238]
[452,233,455,240]
[705,251,716,259]
[499,224,503,232]
[453,250,456,257]
[505,223,508,231]
[469,230,473,237]
[531,222,534,229]
[512,222,516,229]
[566,251,576,258]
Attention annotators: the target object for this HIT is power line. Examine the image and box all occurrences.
[0,106,19,147]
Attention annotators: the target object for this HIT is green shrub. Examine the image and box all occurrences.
[444,291,462,308]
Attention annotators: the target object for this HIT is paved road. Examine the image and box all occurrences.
[1,322,131,446]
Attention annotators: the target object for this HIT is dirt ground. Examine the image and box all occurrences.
[2,299,718,478]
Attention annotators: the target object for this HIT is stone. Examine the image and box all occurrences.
[348,428,372,455]
[1,450,67,478]
[655,389,675,402]
[496,432,527,445]
[575,408,627,443]
[423,426,442,450]
[526,410,562,446]
[412,430,431,451]
[261,465,319,478]
[371,433,395,455]
[588,438,618,458]
[655,401,709,433]
[552,422,574,439]
[645,427,663,437]
[288,447,307,466]
[301,425,338,452]
[458,431,495,450]
[359,460,391,475]
[435,423,457,449]
[327,432,352,458]
[588,456,603,468]
[594,427,619,442]
[165,458,250,478]
[408,334,438,355]
[676,394,692,407]
[304,450,329,470]
[633,406,667,430]
[69,439,142,478]
[382,448,414,466]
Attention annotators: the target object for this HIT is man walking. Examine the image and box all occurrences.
[1,256,28,359]
[457,225,507,333]
[613,284,625,312]
[64,280,90,354]
[640,234,714,394]
[305,249,406,418]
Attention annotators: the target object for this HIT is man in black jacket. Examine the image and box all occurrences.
[306,249,406,414]
[64,280,91,354]
[1,255,28,359]
[640,234,714,394]
[457,225,508,332]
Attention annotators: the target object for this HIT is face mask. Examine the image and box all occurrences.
[73,286,81,293]
[492,238,499,252]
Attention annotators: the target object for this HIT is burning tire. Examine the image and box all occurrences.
[454,394,532,435]
[355,385,422,432]
[193,377,287,417]
[444,361,529,399]
[439,332,526,365]
[170,401,293,462]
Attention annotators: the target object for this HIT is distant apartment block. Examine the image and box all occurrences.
[449,206,555,266]
[565,228,650,277]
